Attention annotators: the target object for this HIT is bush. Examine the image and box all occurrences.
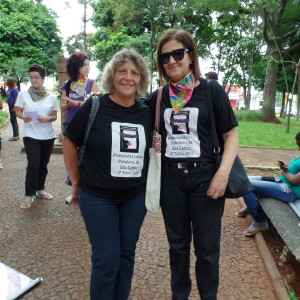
[0,110,9,125]
[234,110,263,122]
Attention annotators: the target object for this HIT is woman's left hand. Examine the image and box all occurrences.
[69,185,79,204]
[207,171,228,199]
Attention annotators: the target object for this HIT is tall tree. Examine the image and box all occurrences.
[65,0,93,52]
[0,0,62,77]
[256,0,300,122]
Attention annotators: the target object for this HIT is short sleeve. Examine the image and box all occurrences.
[51,95,60,111]
[15,92,25,108]
[61,81,67,90]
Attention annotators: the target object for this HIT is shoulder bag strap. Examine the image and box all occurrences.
[155,86,163,132]
[78,95,100,165]
[206,81,221,156]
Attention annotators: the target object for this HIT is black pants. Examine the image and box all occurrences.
[23,137,55,196]
[9,105,19,137]
[161,162,225,300]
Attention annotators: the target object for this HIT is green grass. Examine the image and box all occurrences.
[237,121,300,149]
[234,110,300,149]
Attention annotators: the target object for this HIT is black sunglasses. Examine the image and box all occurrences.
[159,48,190,65]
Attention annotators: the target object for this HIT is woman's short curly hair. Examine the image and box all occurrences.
[67,53,89,82]
[101,48,150,99]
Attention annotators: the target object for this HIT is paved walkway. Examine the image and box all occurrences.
[0,109,293,299]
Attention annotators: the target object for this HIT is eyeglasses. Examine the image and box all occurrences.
[159,48,190,65]
[29,76,42,81]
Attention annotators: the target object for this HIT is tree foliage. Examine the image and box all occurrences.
[90,0,300,121]
[0,0,62,78]
[1,57,31,90]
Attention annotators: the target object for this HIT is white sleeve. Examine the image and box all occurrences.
[15,91,25,108]
[51,95,60,111]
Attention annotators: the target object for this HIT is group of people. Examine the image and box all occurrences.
[1,27,300,300]
[63,28,238,300]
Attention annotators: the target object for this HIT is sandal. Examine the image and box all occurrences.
[36,191,53,200]
[20,196,35,209]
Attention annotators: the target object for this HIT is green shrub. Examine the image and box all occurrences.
[0,110,9,125]
[234,110,263,122]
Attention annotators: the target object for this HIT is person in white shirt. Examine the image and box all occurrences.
[15,64,59,209]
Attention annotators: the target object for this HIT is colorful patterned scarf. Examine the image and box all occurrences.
[28,86,48,102]
[70,76,87,97]
[169,71,195,114]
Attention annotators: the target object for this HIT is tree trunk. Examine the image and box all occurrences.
[83,1,87,52]
[262,44,280,123]
[297,64,300,121]
[280,90,285,118]
[149,20,155,93]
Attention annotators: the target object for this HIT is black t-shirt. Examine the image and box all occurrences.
[65,94,153,199]
[144,78,238,163]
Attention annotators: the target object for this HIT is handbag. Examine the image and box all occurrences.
[206,81,253,198]
[145,87,163,213]
[65,96,100,186]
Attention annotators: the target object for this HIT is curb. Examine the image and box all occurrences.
[236,197,289,300]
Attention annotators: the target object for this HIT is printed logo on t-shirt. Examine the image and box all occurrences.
[69,92,82,100]
[111,122,146,177]
[170,111,190,135]
[165,108,200,158]
[119,125,139,153]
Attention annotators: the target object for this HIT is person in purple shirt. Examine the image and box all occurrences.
[6,77,19,141]
[61,52,98,203]
[61,52,99,132]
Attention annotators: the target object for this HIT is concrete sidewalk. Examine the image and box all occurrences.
[0,114,286,299]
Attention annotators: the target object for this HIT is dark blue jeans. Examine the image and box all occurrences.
[78,189,146,300]
[243,176,295,226]
[9,105,19,137]
[23,137,55,196]
[161,162,225,300]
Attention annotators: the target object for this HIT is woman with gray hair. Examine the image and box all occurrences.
[62,48,152,300]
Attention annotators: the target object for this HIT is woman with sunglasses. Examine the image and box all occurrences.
[145,29,238,300]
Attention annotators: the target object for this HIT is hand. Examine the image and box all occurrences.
[37,115,50,123]
[280,164,288,172]
[61,96,71,105]
[23,116,32,123]
[84,91,102,101]
[69,185,79,204]
[207,171,228,199]
[278,160,288,172]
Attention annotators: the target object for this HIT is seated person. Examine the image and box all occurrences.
[236,132,300,236]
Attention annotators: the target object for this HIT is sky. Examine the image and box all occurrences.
[43,0,98,78]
